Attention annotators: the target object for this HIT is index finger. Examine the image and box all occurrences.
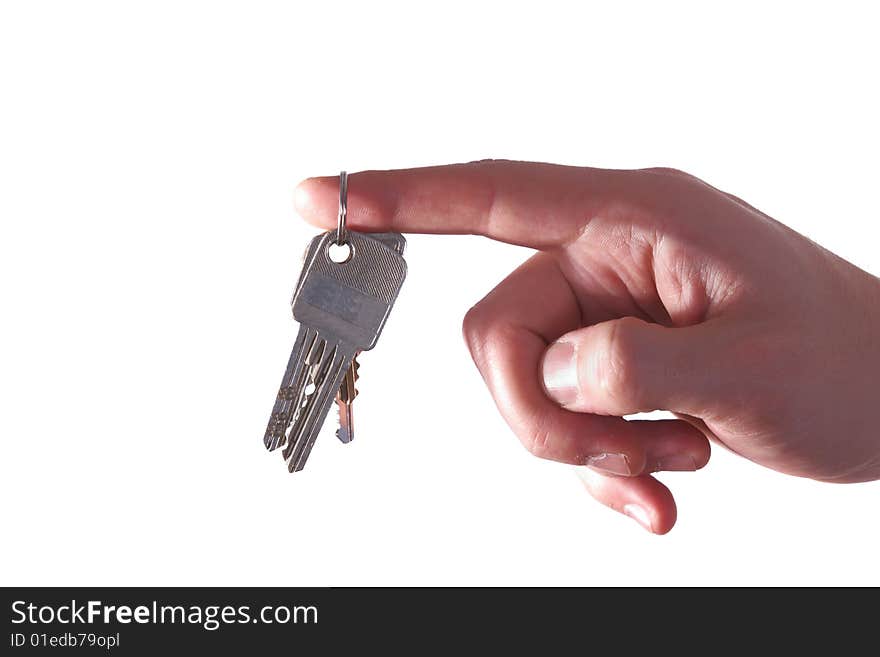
[293,160,628,249]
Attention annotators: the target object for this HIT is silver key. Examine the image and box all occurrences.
[333,232,406,445]
[264,229,407,471]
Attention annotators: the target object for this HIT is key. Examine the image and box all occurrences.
[268,233,406,449]
[335,357,358,444]
[333,232,406,445]
[283,232,406,446]
[264,229,407,471]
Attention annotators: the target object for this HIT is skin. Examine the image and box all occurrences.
[294,160,880,534]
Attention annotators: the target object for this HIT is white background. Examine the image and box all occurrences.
[1,1,878,586]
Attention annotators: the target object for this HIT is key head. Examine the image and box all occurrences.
[293,231,407,351]
[367,232,407,257]
[291,232,405,307]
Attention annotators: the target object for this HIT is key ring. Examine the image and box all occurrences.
[337,170,348,245]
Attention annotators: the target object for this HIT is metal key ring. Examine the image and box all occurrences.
[336,170,348,245]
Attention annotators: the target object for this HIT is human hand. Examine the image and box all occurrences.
[294,161,880,533]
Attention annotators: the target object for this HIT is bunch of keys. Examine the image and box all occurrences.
[263,172,408,472]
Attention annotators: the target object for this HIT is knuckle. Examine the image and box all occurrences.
[462,302,487,341]
[596,318,643,408]
[462,301,517,375]
[461,303,490,360]
[641,166,695,181]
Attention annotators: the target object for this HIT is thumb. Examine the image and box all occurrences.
[541,316,717,416]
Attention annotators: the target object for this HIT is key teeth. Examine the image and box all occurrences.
[281,342,349,472]
[350,355,360,395]
[264,413,289,451]
[334,354,359,445]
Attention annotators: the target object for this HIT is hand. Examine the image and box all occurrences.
[294,160,880,534]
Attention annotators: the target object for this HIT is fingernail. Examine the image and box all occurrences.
[541,341,578,406]
[654,454,698,472]
[586,452,632,476]
[623,503,654,532]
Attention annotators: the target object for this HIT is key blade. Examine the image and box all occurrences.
[335,357,359,444]
[264,327,319,451]
[281,339,336,461]
[336,401,354,444]
[285,344,356,472]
